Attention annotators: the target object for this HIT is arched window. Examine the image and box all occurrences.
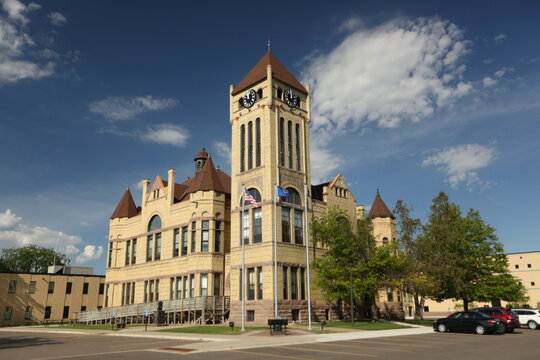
[240,188,263,245]
[279,118,285,166]
[255,118,261,167]
[257,88,263,99]
[281,188,303,245]
[148,215,162,232]
[382,237,389,245]
[287,121,293,168]
[243,188,261,205]
[295,124,300,171]
[284,187,301,205]
[240,124,245,172]
[248,121,253,170]
[238,98,244,109]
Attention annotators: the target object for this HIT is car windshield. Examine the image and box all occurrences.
[508,310,518,317]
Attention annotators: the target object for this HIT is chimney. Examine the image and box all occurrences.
[142,179,150,208]
[168,169,176,205]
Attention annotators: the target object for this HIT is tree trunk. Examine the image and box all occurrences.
[414,294,425,320]
[463,298,469,312]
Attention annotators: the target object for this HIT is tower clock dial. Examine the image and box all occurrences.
[284,89,298,108]
[242,89,256,108]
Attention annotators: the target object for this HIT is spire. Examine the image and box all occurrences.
[367,190,395,219]
[194,147,209,174]
[232,52,307,95]
[110,188,139,219]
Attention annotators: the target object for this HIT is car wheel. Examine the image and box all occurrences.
[475,325,486,335]
[527,321,538,330]
[437,323,447,332]
[507,327,515,333]
[499,323,507,333]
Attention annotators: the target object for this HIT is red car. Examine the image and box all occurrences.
[472,307,520,333]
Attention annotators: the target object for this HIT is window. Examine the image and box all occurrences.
[48,281,55,294]
[243,188,262,205]
[382,237,389,245]
[81,306,86,312]
[176,277,182,299]
[99,283,104,295]
[515,264,519,269]
[24,306,32,320]
[424,306,430,312]
[283,267,288,300]
[239,269,243,300]
[248,121,253,170]
[105,284,109,307]
[257,267,263,300]
[182,276,188,298]
[125,240,131,265]
[247,310,255,322]
[44,306,51,319]
[125,283,131,305]
[256,118,261,167]
[190,275,195,297]
[300,268,306,300]
[155,279,159,301]
[149,280,154,302]
[214,273,221,296]
[528,264,532,268]
[532,282,536,286]
[288,121,293,168]
[257,88,263,99]
[3,306,13,320]
[240,124,245,172]
[132,239,137,264]
[147,235,153,262]
[170,278,174,299]
[248,268,255,300]
[148,215,162,232]
[8,280,16,293]
[144,281,148,302]
[173,229,180,257]
[253,208,262,243]
[182,226,188,255]
[155,233,161,260]
[215,220,222,252]
[386,288,394,302]
[281,207,290,243]
[201,220,209,252]
[242,211,250,245]
[294,210,303,245]
[83,282,89,294]
[29,281,36,294]
[200,274,208,296]
[279,117,285,166]
[284,187,301,205]
[292,309,299,321]
[191,222,196,253]
[66,282,72,294]
[277,87,283,99]
[295,123,301,170]
[63,306,70,319]
[291,267,298,300]
[108,242,113,268]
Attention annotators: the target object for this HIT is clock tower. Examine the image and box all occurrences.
[228,52,313,322]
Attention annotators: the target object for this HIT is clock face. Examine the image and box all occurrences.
[242,89,256,108]
[284,89,298,108]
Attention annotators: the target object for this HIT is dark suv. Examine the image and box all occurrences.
[472,307,520,333]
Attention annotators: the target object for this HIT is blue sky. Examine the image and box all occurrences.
[1,0,539,274]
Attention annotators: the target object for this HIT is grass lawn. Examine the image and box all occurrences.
[302,320,411,330]
[403,319,435,326]
[42,324,145,330]
[156,325,268,335]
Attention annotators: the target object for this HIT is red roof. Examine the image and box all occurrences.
[173,157,231,202]
[367,191,395,219]
[194,147,208,160]
[110,188,139,219]
[232,52,307,95]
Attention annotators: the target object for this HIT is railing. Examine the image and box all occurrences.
[77,296,230,323]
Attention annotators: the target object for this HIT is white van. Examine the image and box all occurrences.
[513,309,540,329]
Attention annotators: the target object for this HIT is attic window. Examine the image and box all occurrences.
[239,98,244,109]
[153,189,160,199]
[257,88,263,99]
[277,88,283,100]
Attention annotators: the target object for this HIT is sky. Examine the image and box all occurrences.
[1,0,539,274]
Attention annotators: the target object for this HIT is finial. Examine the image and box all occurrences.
[267,39,271,52]
[376,188,379,195]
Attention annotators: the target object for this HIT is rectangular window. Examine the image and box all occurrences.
[248,121,253,170]
[295,123,301,171]
[247,310,255,322]
[247,268,255,300]
[240,124,245,172]
[24,306,32,320]
[214,273,220,296]
[291,267,298,300]
[44,306,51,319]
[144,281,148,303]
[515,264,519,269]
[182,226,188,255]
[29,281,36,294]
[81,306,86,312]
[528,264,532,268]
[190,275,195,297]
[155,279,159,301]
[8,280,16,293]
[257,267,263,300]
[191,222,196,253]
[288,121,293,168]
[147,235,153,262]
[253,208,262,243]
[282,207,290,243]
[200,274,208,296]
[63,306,70,319]
[99,283,104,295]
[66,282,72,294]
[132,239,137,264]
[126,283,132,304]
[215,221,222,252]
[176,277,182,299]
[173,229,180,257]
[201,221,209,251]
[300,268,306,300]
[108,242,113,268]
[3,306,13,320]
[283,266,288,300]
[125,240,131,265]
[149,280,154,302]
[294,210,303,245]
[131,282,135,304]
[239,269,243,301]
[242,211,250,245]
[532,282,536,286]
[256,118,261,167]
[155,233,161,260]
[105,285,109,307]
[279,118,285,166]
[182,276,188,298]
[170,278,175,300]
[83,282,89,294]
[48,281,55,294]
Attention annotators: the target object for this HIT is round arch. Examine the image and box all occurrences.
[148,214,162,232]
[241,187,262,206]
[284,187,302,205]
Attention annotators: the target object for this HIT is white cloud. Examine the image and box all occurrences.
[494,67,513,78]
[1,0,40,24]
[494,33,506,41]
[75,245,103,264]
[48,11,67,26]
[422,144,497,190]
[338,16,363,32]
[141,123,189,146]
[0,209,22,229]
[89,96,178,120]
[213,141,231,164]
[482,76,497,88]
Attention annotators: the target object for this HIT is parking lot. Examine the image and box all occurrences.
[0,328,538,360]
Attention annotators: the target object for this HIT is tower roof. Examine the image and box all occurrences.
[232,52,307,95]
[110,188,139,219]
[194,147,208,160]
[367,190,395,219]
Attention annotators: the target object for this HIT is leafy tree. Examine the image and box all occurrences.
[420,192,527,311]
[0,245,70,273]
[312,208,402,319]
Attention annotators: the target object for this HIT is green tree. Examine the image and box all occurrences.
[0,245,70,273]
[420,192,527,311]
[312,208,402,320]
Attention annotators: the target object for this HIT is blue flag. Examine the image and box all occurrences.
[276,185,289,197]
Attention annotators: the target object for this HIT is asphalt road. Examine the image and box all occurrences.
[0,328,538,360]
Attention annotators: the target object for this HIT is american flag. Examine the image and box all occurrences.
[244,191,259,208]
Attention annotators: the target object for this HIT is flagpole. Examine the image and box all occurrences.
[241,185,246,331]
[304,183,312,330]
[273,184,278,318]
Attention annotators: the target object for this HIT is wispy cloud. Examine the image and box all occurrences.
[48,11,67,26]
[213,141,231,164]
[422,144,497,190]
[141,124,189,146]
[494,33,506,41]
[89,96,178,120]
[1,0,40,25]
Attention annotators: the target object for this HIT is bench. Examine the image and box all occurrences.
[268,318,288,335]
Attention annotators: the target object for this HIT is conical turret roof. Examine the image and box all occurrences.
[194,147,208,160]
[110,188,139,219]
[367,190,395,219]
[232,52,307,95]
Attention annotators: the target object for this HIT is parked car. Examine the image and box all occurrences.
[472,307,520,333]
[433,311,504,335]
[512,309,540,330]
